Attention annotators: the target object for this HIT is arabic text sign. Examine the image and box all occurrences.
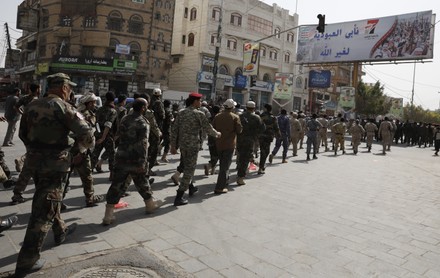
[242,42,260,76]
[297,10,434,63]
[273,73,293,100]
[308,70,331,88]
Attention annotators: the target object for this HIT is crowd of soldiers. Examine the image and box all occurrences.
[1,72,440,276]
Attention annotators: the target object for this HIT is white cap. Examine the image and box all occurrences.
[80,93,97,104]
[153,88,162,96]
[223,99,237,109]
[246,101,256,108]
[201,100,208,106]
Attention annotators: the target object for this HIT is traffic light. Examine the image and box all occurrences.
[317,14,325,33]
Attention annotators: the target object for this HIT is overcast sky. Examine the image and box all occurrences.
[1,0,439,110]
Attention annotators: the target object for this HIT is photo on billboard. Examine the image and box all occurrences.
[297,10,434,64]
[274,73,293,100]
[242,42,260,76]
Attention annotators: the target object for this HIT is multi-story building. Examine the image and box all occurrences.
[15,0,175,95]
[170,0,302,110]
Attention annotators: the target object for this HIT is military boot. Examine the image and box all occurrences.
[170,171,180,185]
[144,197,163,214]
[236,177,246,186]
[174,190,188,206]
[102,204,115,225]
[188,183,198,196]
[204,164,211,175]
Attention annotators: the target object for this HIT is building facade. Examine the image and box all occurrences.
[15,0,175,96]
[169,0,302,111]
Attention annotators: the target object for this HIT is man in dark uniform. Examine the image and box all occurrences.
[305,114,323,160]
[15,73,94,277]
[236,101,265,185]
[259,104,280,173]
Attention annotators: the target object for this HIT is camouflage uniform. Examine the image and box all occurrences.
[106,111,154,205]
[162,105,174,156]
[236,110,264,179]
[15,94,94,273]
[145,109,161,173]
[73,107,98,206]
[258,111,280,171]
[365,121,378,152]
[317,116,329,151]
[289,114,302,156]
[171,106,218,192]
[349,122,365,154]
[0,147,11,179]
[378,119,393,154]
[298,116,306,149]
[91,102,117,173]
[11,94,40,203]
[151,96,165,130]
[305,117,323,159]
[332,120,346,154]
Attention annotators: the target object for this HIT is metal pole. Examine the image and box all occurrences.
[211,0,224,101]
[410,61,416,119]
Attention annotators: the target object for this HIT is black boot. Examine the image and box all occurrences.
[174,190,188,206]
[313,154,318,159]
[188,183,198,196]
[306,155,311,161]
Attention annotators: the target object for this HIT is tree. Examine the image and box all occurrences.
[356,81,391,118]
[403,104,440,123]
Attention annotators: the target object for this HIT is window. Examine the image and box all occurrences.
[156,0,162,7]
[184,7,188,18]
[210,34,218,45]
[287,32,294,43]
[274,27,281,39]
[163,43,170,52]
[235,67,243,76]
[269,49,278,60]
[218,65,229,75]
[128,15,143,34]
[248,15,272,36]
[106,38,119,58]
[227,38,237,50]
[164,1,172,9]
[188,33,195,46]
[173,57,180,63]
[129,42,141,61]
[182,35,186,44]
[38,36,46,57]
[132,0,145,3]
[212,7,221,21]
[41,9,49,28]
[230,13,242,26]
[84,16,96,28]
[82,46,94,58]
[284,52,290,63]
[190,8,197,21]
[263,73,271,82]
[163,14,171,23]
[61,16,72,27]
[260,46,266,57]
[155,13,161,20]
[107,11,123,31]
[157,32,164,42]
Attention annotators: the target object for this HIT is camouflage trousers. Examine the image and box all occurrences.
[366,133,375,148]
[318,130,328,149]
[352,135,362,153]
[290,135,300,156]
[381,135,391,152]
[91,136,115,172]
[12,154,33,200]
[334,135,345,151]
[106,166,153,205]
[16,171,69,271]
[178,148,200,192]
[0,147,11,178]
[73,153,94,203]
[148,135,160,170]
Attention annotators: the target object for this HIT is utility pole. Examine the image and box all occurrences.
[410,61,416,119]
[211,0,224,101]
[4,23,13,68]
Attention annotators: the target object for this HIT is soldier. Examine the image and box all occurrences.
[142,94,162,176]
[349,119,365,154]
[333,117,347,155]
[150,88,165,130]
[317,114,329,152]
[270,109,290,164]
[171,92,221,206]
[10,83,41,204]
[305,113,323,160]
[260,104,280,173]
[160,99,174,163]
[204,105,221,175]
[434,125,440,156]
[102,98,163,225]
[15,73,94,277]
[91,92,118,180]
[3,87,21,147]
[212,99,242,193]
[0,116,16,189]
[289,112,302,157]
[297,112,306,149]
[364,119,378,152]
[73,93,104,207]
[378,117,393,154]
[236,101,264,185]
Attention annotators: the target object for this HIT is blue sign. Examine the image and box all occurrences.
[308,70,331,88]
[235,75,247,89]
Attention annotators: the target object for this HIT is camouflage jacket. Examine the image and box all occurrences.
[143,109,161,139]
[171,106,218,151]
[95,102,117,137]
[259,111,280,140]
[19,94,94,172]
[115,111,149,170]
[238,111,265,142]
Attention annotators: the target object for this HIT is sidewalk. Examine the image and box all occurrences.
[1,117,440,277]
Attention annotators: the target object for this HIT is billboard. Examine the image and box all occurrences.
[242,42,260,76]
[297,10,434,63]
[308,70,331,88]
[388,97,403,119]
[273,73,293,100]
[338,86,356,111]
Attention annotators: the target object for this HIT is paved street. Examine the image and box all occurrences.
[1,118,440,277]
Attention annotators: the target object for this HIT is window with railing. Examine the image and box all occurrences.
[128,15,143,34]
[227,38,237,50]
[84,17,96,28]
[61,15,72,27]
[107,11,123,31]
[82,46,94,58]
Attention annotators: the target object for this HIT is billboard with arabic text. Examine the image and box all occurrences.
[297,10,434,63]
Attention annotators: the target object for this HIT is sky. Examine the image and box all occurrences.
[1,0,440,110]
